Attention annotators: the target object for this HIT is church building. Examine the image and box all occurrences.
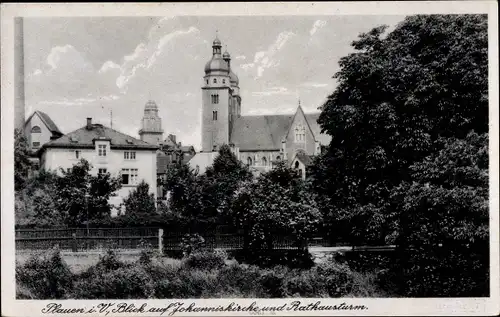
[189,35,331,179]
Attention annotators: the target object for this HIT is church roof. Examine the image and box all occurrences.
[40,123,158,151]
[230,112,331,151]
[25,110,63,136]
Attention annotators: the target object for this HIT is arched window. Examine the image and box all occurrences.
[295,124,305,142]
[276,156,281,161]
[31,126,41,133]
[206,80,209,85]
[222,79,226,84]
[247,157,252,166]
[295,161,300,169]
[213,78,217,84]
[262,157,267,166]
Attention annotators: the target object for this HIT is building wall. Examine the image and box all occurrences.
[285,110,316,162]
[201,87,230,151]
[239,150,282,170]
[24,113,53,152]
[41,145,157,215]
[140,132,163,146]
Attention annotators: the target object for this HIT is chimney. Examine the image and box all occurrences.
[86,118,92,129]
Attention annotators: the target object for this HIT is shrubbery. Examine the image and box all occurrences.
[16,249,383,299]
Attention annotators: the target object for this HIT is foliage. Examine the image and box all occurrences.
[16,249,388,299]
[232,161,322,252]
[74,266,155,299]
[163,144,252,225]
[14,129,32,191]
[179,233,205,256]
[122,180,157,216]
[15,169,63,227]
[310,14,488,246]
[55,159,122,227]
[15,248,74,299]
[391,132,489,296]
[182,250,227,271]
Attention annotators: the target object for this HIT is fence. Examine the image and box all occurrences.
[15,227,349,253]
[15,227,162,252]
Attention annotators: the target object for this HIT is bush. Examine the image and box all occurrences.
[183,250,226,271]
[258,265,289,298]
[74,266,155,299]
[231,249,314,269]
[216,262,264,297]
[16,249,74,299]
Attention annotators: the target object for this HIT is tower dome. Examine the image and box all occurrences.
[229,70,239,86]
[222,50,230,60]
[204,58,229,74]
[205,35,229,74]
[145,100,158,111]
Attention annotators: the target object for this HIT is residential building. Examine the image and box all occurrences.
[38,118,158,214]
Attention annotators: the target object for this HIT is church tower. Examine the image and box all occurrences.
[139,100,164,145]
[201,35,231,152]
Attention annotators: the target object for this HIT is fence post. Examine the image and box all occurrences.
[72,232,77,252]
[158,228,164,256]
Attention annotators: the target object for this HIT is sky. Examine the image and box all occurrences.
[23,15,406,150]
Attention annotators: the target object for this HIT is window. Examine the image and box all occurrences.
[206,80,209,85]
[276,155,281,161]
[213,111,218,121]
[213,78,217,84]
[262,157,267,166]
[124,151,136,160]
[222,79,226,84]
[31,126,41,133]
[247,157,252,166]
[32,142,40,149]
[75,150,80,159]
[295,125,306,143]
[98,144,107,157]
[211,94,219,104]
[98,168,107,175]
[295,161,300,169]
[121,168,138,185]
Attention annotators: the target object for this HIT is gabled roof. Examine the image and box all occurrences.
[25,110,63,135]
[230,114,293,151]
[292,151,314,166]
[230,109,331,151]
[41,123,158,151]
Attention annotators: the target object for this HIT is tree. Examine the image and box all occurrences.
[233,162,322,251]
[163,144,252,226]
[203,144,253,221]
[122,180,157,217]
[56,159,121,226]
[14,129,32,191]
[391,132,489,296]
[15,169,62,227]
[310,14,488,245]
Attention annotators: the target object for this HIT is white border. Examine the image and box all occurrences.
[1,2,499,316]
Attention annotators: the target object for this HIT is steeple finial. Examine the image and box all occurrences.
[298,98,301,107]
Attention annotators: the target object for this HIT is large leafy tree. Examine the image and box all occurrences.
[163,144,252,226]
[232,162,322,251]
[56,159,121,227]
[310,14,488,245]
[122,180,157,217]
[392,132,489,296]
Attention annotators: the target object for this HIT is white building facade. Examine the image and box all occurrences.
[39,118,158,214]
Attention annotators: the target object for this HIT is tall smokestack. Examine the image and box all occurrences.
[14,17,25,133]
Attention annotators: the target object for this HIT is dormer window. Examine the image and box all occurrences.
[98,144,107,157]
